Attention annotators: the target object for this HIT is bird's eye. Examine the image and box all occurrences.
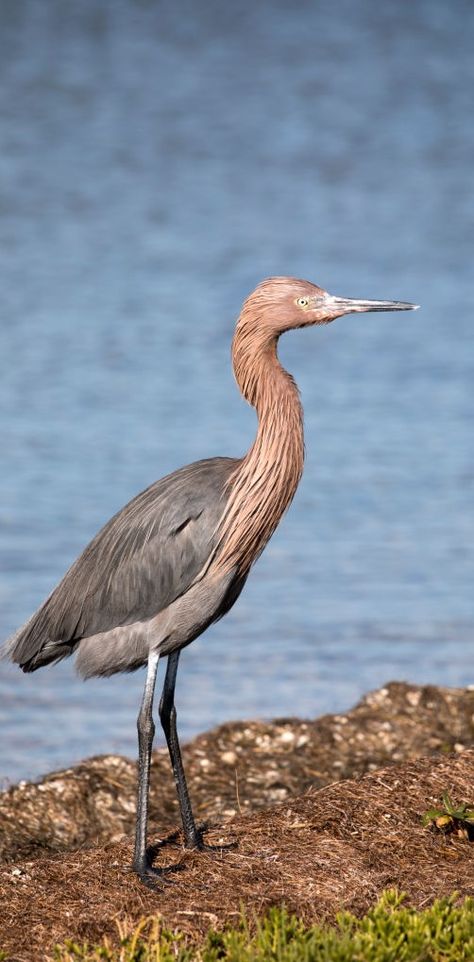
[296,297,309,308]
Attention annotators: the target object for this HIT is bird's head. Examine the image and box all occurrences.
[243,276,419,334]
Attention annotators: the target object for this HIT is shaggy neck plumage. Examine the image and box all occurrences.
[213,308,305,575]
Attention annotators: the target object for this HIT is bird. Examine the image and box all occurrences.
[4,276,418,885]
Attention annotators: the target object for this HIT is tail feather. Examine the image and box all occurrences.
[19,640,78,673]
[2,602,78,673]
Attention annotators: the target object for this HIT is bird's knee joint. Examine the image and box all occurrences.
[137,712,155,739]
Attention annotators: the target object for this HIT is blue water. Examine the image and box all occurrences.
[0,0,473,784]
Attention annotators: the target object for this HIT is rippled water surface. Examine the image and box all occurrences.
[0,0,473,783]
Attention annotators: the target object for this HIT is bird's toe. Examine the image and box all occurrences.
[184,830,237,854]
[131,859,170,889]
[138,867,167,890]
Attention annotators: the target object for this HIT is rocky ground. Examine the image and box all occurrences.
[1,681,473,961]
[1,681,473,864]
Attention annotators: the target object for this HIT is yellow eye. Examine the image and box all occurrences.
[296,297,309,308]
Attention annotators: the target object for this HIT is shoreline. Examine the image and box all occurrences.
[1,680,473,865]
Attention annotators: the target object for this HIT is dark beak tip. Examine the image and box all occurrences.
[397,302,420,312]
[371,300,420,313]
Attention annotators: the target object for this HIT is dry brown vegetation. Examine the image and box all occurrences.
[1,751,474,961]
[1,681,473,864]
[1,682,473,961]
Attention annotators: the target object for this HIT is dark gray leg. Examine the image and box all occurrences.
[133,651,160,882]
[159,650,201,848]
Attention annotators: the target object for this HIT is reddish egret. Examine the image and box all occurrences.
[5,277,418,884]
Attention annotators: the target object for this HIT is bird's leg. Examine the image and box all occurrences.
[133,651,161,883]
[159,650,202,849]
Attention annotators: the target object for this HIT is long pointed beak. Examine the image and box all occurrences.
[326,294,419,314]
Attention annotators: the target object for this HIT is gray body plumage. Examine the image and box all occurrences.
[7,456,246,678]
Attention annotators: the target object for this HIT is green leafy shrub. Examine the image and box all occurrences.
[422,792,474,839]
[49,890,474,962]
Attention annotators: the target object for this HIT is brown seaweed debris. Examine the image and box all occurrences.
[1,749,473,962]
[1,681,473,865]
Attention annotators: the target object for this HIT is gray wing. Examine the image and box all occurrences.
[7,457,238,671]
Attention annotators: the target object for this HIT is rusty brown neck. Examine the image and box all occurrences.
[213,315,305,575]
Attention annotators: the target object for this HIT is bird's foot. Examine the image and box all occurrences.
[137,866,166,890]
[193,839,238,854]
[131,854,181,890]
[184,827,237,853]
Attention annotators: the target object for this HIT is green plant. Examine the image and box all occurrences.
[422,792,474,839]
[49,890,474,962]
